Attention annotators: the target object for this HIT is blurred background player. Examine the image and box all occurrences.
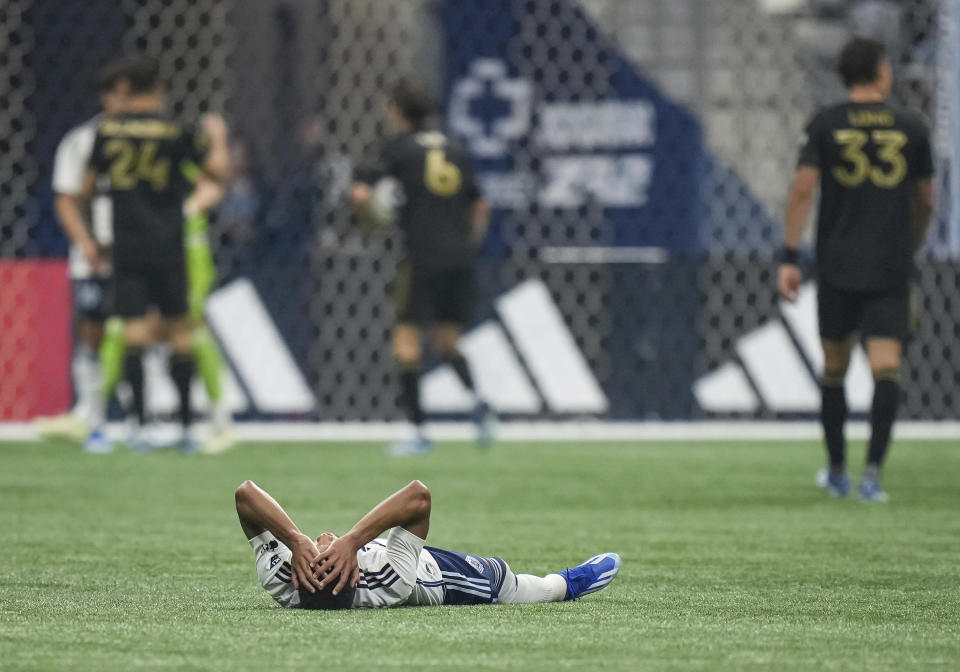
[83,55,230,453]
[351,78,495,456]
[182,178,235,453]
[779,37,935,502]
[34,60,127,451]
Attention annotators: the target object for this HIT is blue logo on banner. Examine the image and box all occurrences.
[442,0,705,253]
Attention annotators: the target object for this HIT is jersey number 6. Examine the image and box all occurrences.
[424,148,462,196]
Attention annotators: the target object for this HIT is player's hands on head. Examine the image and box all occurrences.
[315,532,337,552]
[315,534,361,597]
[778,263,802,303]
[289,533,325,594]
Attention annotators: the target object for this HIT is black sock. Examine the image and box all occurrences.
[170,353,195,430]
[399,363,424,430]
[821,383,847,473]
[124,348,145,426]
[867,377,900,470]
[445,351,476,392]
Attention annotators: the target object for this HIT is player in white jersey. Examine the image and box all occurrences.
[236,479,622,610]
[34,62,128,450]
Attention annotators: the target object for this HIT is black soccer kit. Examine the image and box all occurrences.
[798,101,934,342]
[357,130,483,327]
[90,113,209,319]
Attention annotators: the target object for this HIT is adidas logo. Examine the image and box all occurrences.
[141,277,608,419]
[422,279,608,415]
[142,278,315,417]
[694,282,874,414]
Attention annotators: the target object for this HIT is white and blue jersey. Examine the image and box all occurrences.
[250,527,513,609]
[424,546,508,605]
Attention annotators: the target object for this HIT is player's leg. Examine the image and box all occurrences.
[151,260,197,453]
[497,553,622,604]
[392,323,429,454]
[816,281,858,496]
[388,261,432,455]
[432,265,495,447]
[122,317,154,432]
[71,279,107,430]
[185,212,228,426]
[858,284,910,501]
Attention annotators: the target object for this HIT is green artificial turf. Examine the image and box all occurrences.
[1,439,958,670]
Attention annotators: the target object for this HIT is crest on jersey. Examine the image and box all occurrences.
[269,554,280,568]
[466,556,486,574]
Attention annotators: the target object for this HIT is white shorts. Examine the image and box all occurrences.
[249,532,300,608]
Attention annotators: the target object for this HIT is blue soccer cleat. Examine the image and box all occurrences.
[558,552,622,601]
[385,437,433,457]
[816,468,850,498]
[858,476,888,503]
[82,430,114,454]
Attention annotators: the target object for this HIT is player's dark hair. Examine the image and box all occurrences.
[97,59,127,93]
[297,585,356,611]
[837,38,886,88]
[117,54,163,94]
[389,77,435,129]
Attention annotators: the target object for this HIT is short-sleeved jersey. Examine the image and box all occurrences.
[356,130,482,268]
[352,527,445,608]
[798,101,934,291]
[52,115,113,279]
[89,112,208,268]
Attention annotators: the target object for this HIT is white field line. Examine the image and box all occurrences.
[3,420,959,442]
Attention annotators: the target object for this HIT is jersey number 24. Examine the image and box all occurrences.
[104,139,171,191]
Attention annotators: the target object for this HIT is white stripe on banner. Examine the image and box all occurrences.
[736,321,820,413]
[206,278,315,414]
[496,280,608,414]
[692,362,759,414]
[422,322,541,413]
[142,346,249,416]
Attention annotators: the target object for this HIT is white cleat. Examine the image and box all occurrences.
[33,414,89,443]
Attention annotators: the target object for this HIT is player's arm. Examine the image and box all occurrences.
[470,197,491,245]
[198,113,230,183]
[53,129,103,271]
[780,115,823,302]
[56,187,102,271]
[350,144,392,227]
[911,178,935,252]
[234,480,326,593]
[184,177,226,218]
[314,480,431,595]
[779,165,818,302]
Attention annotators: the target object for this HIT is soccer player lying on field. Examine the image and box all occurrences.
[235,479,621,610]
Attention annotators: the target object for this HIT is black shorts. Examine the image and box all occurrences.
[817,280,912,342]
[395,262,476,327]
[113,261,188,319]
[72,277,110,322]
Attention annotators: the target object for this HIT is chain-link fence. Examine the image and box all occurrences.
[1,0,957,421]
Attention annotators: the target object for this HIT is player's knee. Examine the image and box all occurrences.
[872,366,901,383]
